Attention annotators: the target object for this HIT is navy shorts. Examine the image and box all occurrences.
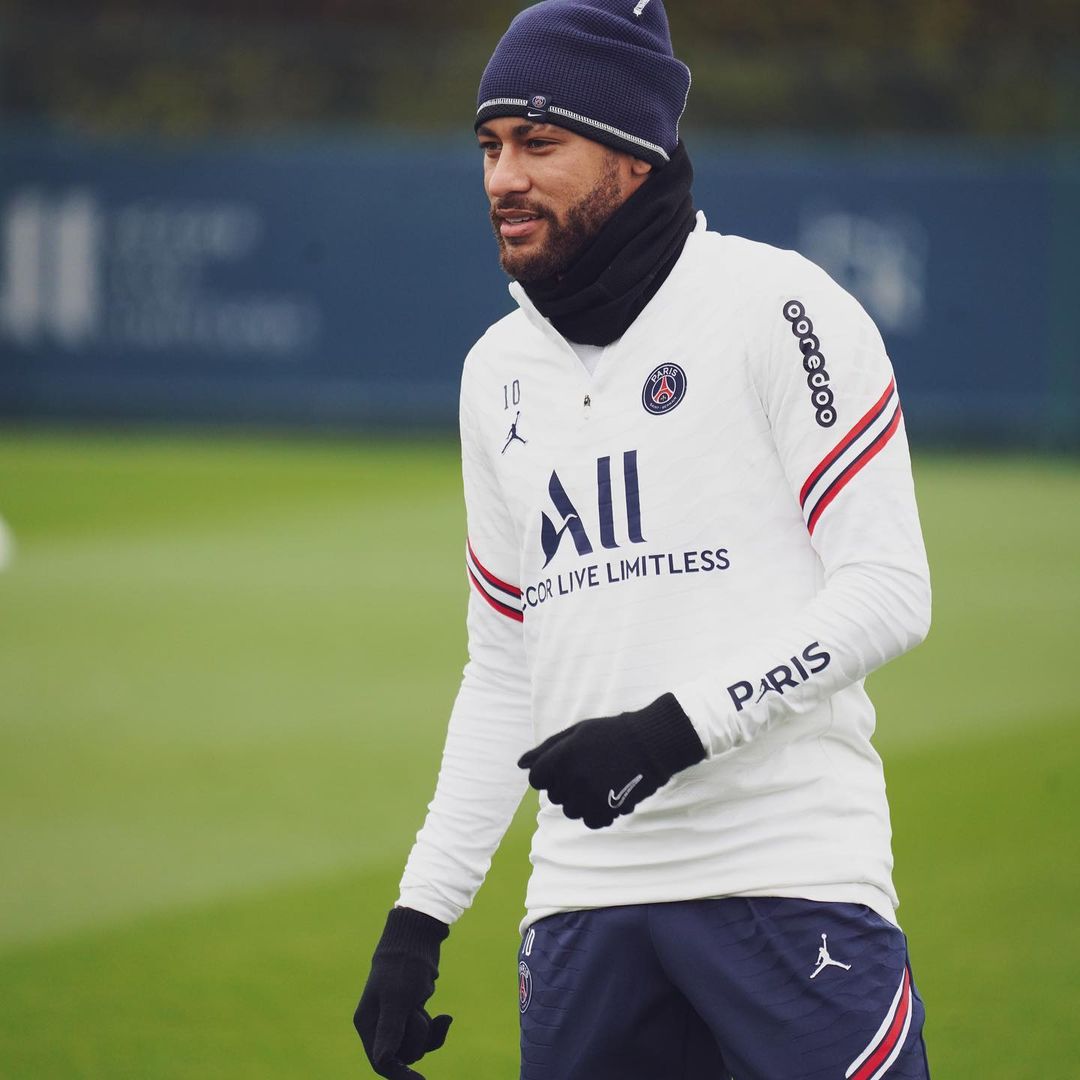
[518,897,929,1080]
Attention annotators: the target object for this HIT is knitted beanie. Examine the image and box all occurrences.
[475,0,691,167]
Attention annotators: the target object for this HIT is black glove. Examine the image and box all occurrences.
[354,907,452,1080]
[517,693,706,829]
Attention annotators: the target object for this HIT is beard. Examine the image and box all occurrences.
[490,155,623,283]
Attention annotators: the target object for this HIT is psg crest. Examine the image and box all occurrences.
[642,362,687,415]
[518,960,533,1013]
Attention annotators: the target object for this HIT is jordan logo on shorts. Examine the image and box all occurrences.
[810,933,852,979]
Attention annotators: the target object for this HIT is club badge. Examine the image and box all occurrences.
[518,960,533,1013]
[642,362,687,415]
[527,93,551,119]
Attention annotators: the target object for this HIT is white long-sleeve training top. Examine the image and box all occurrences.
[398,213,931,932]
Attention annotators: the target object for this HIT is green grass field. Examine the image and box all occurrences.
[1,432,1078,1079]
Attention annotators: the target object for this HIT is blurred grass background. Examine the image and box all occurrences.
[1,433,1077,1078]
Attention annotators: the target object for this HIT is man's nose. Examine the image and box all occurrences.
[487,148,530,199]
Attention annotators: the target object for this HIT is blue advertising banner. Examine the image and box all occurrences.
[1,131,1076,445]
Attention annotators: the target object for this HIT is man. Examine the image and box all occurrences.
[355,2,933,1078]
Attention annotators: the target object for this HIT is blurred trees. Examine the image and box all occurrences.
[1,0,1077,136]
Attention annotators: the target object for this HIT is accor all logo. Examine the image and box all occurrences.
[540,450,645,567]
[525,449,732,610]
[727,641,831,711]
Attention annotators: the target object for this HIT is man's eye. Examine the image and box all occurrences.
[526,139,553,149]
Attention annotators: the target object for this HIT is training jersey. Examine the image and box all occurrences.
[398,213,931,931]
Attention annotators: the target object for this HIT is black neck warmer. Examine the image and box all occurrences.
[521,141,696,347]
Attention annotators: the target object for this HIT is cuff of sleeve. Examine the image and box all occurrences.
[673,675,753,758]
[396,888,465,928]
[633,692,707,775]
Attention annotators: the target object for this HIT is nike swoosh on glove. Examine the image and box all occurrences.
[517,693,706,829]
[354,907,453,1080]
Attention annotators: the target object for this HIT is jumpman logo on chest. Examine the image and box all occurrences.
[502,412,527,454]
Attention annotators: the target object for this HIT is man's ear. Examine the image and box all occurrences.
[630,158,654,177]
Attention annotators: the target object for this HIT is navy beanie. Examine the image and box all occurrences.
[475,0,691,167]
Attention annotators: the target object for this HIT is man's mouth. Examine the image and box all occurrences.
[495,208,544,240]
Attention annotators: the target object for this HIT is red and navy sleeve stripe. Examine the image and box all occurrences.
[799,379,903,535]
[466,539,524,622]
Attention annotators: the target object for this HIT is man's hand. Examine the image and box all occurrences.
[517,693,706,828]
[354,907,452,1079]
